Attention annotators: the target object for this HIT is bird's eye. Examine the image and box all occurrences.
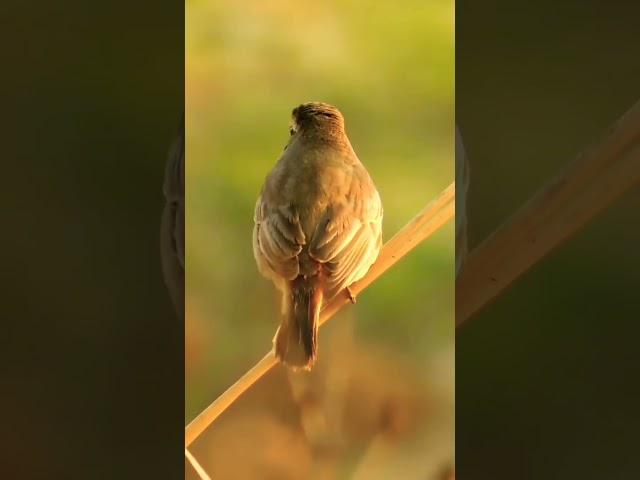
[289,127,295,136]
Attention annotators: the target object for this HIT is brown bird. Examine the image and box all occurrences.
[455,125,469,277]
[160,115,185,320]
[253,102,383,370]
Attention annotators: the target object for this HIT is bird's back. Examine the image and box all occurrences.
[262,139,369,241]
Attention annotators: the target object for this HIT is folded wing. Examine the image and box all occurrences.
[308,188,383,300]
[253,199,306,287]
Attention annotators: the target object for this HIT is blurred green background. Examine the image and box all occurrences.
[186,0,454,478]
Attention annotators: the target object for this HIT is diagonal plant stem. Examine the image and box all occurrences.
[185,181,455,447]
[456,99,640,327]
[185,448,212,480]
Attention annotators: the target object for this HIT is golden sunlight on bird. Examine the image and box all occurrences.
[253,102,383,370]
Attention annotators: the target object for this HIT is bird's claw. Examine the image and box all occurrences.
[346,287,356,304]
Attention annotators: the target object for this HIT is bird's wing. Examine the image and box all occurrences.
[308,180,383,299]
[253,196,306,283]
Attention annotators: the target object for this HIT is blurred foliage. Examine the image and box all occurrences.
[186,0,453,477]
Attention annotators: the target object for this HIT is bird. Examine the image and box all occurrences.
[455,125,470,277]
[253,102,383,370]
[160,114,185,320]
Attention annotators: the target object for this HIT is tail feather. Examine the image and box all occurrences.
[275,279,323,370]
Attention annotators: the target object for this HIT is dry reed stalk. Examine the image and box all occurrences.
[456,99,640,327]
[185,182,455,447]
[185,448,212,480]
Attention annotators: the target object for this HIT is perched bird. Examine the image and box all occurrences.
[160,114,185,320]
[253,102,383,370]
[455,125,470,276]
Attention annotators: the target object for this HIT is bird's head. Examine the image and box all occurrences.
[289,102,346,138]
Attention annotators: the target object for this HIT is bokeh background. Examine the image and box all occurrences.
[457,1,640,478]
[186,1,454,478]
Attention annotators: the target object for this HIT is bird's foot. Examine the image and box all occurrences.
[345,286,356,304]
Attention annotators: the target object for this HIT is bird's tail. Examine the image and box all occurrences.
[274,279,323,370]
